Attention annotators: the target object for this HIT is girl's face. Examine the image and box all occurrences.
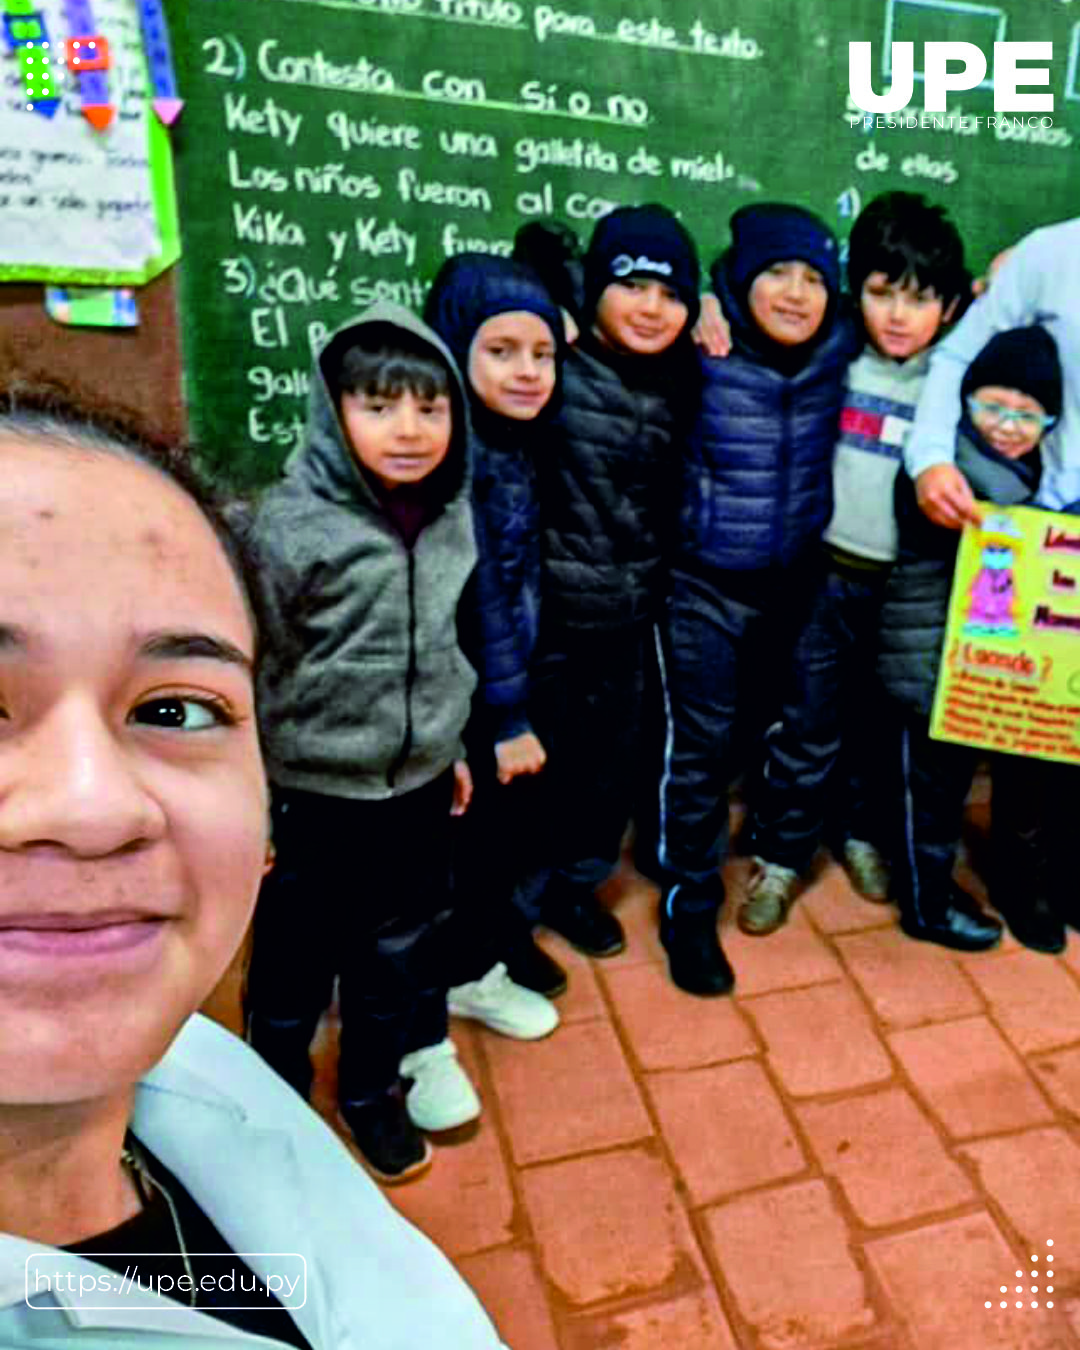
[0,440,268,1106]
[594,277,689,356]
[749,260,829,347]
[968,384,1050,459]
[467,311,558,420]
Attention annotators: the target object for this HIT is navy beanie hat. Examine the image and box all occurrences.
[725,203,841,305]
[424,253,565,381]
[583,204,700,327]
[961,325,1062,420]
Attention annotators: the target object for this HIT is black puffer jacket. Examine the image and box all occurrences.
[878,428,1041,718]
[541,337,693,632]
[678,263,857,575]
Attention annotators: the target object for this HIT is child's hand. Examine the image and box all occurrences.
[693,293,731,357]
[451,759,473,816]
[915,465,982,530]
[495,732,548,784]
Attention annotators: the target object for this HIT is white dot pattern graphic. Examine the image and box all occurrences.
[987,1241,1057,1311]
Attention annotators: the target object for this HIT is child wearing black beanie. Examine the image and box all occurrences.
[656,201,859,996]
[879,325,1070,956]
[532,203,702,959]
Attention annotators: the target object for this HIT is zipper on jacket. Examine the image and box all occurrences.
[387,548,418,789]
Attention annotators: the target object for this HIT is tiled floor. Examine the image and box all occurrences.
[203,805,1080,1350]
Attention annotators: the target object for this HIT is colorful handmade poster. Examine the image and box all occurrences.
[930,504,1080,765]
[0,0,178,282]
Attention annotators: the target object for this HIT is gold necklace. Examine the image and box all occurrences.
[120,1138,198,1309]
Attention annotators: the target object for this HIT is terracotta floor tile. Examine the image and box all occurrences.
[1031,1045,1080,1118]
[603,961,758,1072]
[1060,936,1080,980]
[599,875,665,969]
[796,1087,974,1227]
[703,1180,876,1349]
[531,935,608,1024]
[865,1213,1065,1349]
[835,927,984,1031]
[722,905,846,997]
[888,1016,1054,1138]
[384,1117,516,1257]
[485,1020,651,1164]
[960,1129,1080,1283]
[561,1288,739,1350]
[800,860,895,935]
[520,1146,708,1308]
[646,1060,806,1206]
[964,949,1080,1055]
[456,1247,560,1350]
[742,982,893,1096]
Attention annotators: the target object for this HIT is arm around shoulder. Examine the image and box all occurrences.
[904,233,1045,483]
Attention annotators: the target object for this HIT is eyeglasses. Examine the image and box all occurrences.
[966,397,1056,433]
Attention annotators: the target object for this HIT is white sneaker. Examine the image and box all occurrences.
[448,962,560,1041]
[399,1038,481,1131]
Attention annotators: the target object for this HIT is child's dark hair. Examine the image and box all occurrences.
[847,192,967,306]
[329,324,452,404]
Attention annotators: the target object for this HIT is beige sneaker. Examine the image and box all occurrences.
[739,860,799,936]
[842,839,890,904]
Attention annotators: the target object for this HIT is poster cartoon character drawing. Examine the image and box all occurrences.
[964,515,1024,637]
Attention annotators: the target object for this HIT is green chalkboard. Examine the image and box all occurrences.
[165,0,1080,487]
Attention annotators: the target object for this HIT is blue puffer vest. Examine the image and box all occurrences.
[678,263,857,575]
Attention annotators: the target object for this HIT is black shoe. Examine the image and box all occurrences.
[660,904,735,996]
[543,884,626,958]
[340,1090,433,1185]
[246,1014,314,1100]
[900,888,1003,953]
[503,937,569,998]
[999,894,1066,954]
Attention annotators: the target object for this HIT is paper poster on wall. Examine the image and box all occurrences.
[0,0,179,283]
[930,504,1080,765]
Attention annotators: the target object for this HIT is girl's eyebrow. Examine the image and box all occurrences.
[140,631,253,672]
[0,625,251,671]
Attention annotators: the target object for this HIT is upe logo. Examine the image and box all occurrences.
[849,41,1053,113]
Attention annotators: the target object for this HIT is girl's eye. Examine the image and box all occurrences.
[661,287,679,303]
[131,697,231,731]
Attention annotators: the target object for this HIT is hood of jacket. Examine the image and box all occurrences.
[286,301,471,512]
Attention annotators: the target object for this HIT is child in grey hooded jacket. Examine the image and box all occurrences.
[245,302,480,1185]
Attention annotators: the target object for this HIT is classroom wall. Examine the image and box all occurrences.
[0,270,185,439]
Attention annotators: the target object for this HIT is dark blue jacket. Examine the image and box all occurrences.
[465,413,546,740]
[424,254,565,743]
[678,264,857,575]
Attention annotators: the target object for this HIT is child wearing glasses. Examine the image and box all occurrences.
[878,325,1064,952]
